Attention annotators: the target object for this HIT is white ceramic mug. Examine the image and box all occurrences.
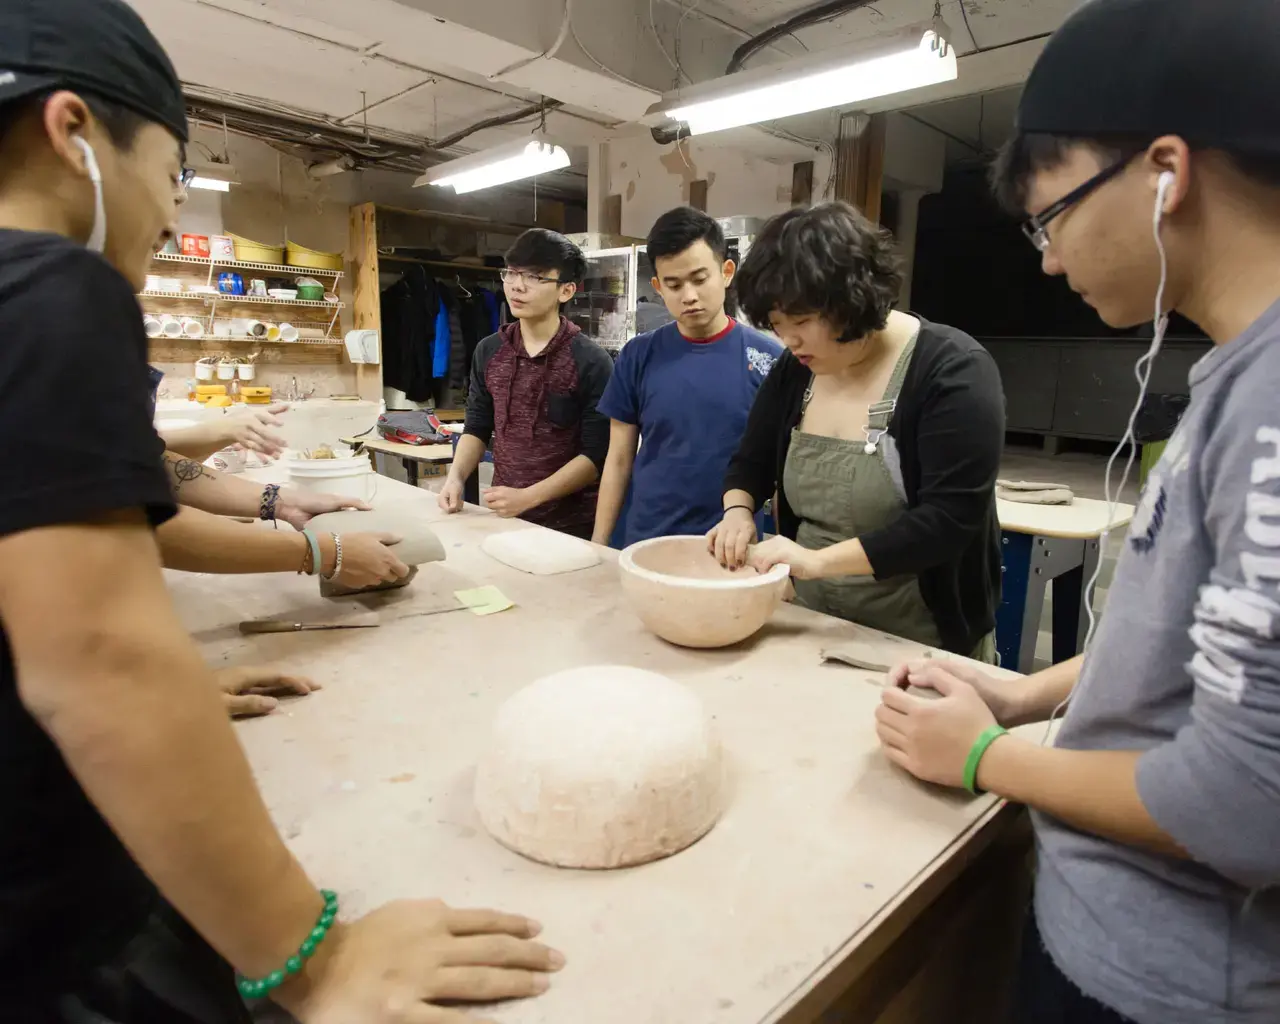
[194,361,216,380]
[216,362,236,380]
[248,321,270,338]
[213,322,232,338]
[277,322,299,343]
[237,363,256,380]
[143,315,163,338]
[160,316,183,338]
[181,317,205,339]
[229,318,252,337]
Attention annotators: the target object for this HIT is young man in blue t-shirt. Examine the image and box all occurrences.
[592,207,783,547]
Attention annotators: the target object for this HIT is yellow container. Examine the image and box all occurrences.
[242,386,273,404]
[196,384,227,395]
[229,232,284,265]
[286,240,343,272]
[206,395,234,408]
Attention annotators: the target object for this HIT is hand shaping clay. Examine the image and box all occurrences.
[305,509,445,566]
[480,527,600,576]
[474,666,724,869]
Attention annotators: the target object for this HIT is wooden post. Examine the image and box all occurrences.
[602,194,623,235]
[349,202,381,401]
[689,178,709,212]
[535,199,567,232]
[835,112,887,223]
[791,160,814,207]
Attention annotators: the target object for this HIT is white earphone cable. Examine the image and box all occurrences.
[1042,172,1174,743]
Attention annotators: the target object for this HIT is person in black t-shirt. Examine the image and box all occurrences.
[0,2,564,1021]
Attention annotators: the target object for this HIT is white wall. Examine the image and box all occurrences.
[605,133,834,238]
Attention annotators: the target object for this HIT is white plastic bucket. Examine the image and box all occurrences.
[285,454,376,501]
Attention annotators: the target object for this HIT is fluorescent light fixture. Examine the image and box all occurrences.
[415,139,571,194]
[649,25,957,136]
[188,176,232,192]
[187,160,238,192]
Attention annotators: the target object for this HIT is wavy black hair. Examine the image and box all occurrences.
[504,228,587,285]
[735,201,901,342]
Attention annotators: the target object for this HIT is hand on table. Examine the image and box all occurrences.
[888,659,1024,727]
[874,664,999,788]
[334,532,411,589]
[216,665,320,718]
[217,403,290,458]
[278,900,564,1024]
[278,490,373,531]
[437,477,464,515]
[482,486,534,519]
[707,508,757,569]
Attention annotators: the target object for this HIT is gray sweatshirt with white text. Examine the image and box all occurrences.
[1035,299,1280,1022]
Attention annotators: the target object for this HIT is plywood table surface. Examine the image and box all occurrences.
[169,475,1030,1024]
[997,495,1135,539]
[341,434,456,463]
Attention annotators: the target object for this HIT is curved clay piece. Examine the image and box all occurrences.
[480,527,600,575]
[305,509,445,566]
[474,666,725,869]
[618,535,789,648]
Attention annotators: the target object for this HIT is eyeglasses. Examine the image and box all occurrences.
[499,269,560,287]
[1021,156,1134,252]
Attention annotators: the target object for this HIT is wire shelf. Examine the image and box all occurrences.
[152,252,344,278]
[140,292,343,310]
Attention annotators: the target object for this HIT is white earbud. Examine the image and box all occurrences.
[1156,171,1175,219]
[71,137,107,254]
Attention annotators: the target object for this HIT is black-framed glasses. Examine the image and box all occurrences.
[1021,157,1133,252]
[499,269,560,287]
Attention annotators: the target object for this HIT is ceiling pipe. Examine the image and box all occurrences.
[725,0,879,74]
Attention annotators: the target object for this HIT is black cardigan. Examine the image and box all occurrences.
[724,319,1005,655]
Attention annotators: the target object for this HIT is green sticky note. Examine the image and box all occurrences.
[454,586,514,616]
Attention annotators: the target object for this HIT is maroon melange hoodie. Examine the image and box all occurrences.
[462,317,613,536]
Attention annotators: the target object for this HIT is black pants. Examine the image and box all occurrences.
[21,906,250,1024]
[1012,911,1138,1024]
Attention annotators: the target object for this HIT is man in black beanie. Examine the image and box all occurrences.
[0,1,562,1020]
[873,1,1280,1022]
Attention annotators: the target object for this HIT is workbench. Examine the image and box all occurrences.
[341,434,455,488]
[996,496,1135,673]
[170,473,1042,1023]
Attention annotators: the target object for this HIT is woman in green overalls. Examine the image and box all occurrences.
[707,202,1005,660]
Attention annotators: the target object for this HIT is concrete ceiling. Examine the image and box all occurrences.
[128,0,1077,196]
[902,84,1023,164]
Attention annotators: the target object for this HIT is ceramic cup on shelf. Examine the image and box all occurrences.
[247,321,270,338]
[144,275,163,293]
[160,315,183,338]
[181,317,205,340]
[143,315,163,338]
[277,323,299,343]
[212,322,232,339]
[229,318,252,338]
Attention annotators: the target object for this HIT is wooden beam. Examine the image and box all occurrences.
[349,202,381,401]
[791,160,814,207]
[834,112,887,223]
[535,199,567,232]
[602,194,623,235]
[689,178,709,212]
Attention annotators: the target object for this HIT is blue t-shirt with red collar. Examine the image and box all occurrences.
[597,318,783,546]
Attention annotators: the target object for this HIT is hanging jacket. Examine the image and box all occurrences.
[380,265,439,403]
[463,317,613,534]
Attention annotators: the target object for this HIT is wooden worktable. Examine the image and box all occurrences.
[169,474,1036,1023]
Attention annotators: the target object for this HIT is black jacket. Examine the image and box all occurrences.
[724,319,1005,655]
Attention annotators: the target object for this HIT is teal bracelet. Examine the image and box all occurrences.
[962,725,1008,795]
[237,889,339,999]
[300,528,322,576]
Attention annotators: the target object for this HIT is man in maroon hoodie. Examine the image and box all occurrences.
[439,229,613,538]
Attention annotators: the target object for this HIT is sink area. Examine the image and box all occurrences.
[154,398,381,452]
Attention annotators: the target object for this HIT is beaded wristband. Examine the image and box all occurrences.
[963,724,1008,795]
[237,889,339,999]
[259,484,281,529]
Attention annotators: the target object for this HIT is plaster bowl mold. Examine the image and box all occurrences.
[618,535,790,649]
[474,666,725,869]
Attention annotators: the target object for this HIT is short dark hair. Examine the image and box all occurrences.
[735,201,902,342]
[646,206,727,263]
[992,131,1280,214]
[0,91,151,152]
[504,228,586,285]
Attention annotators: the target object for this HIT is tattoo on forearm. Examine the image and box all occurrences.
[164,453,211,491]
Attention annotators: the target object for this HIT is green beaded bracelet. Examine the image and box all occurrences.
[237,889,339,999]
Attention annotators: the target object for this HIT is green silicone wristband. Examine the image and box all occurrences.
[301,528,322,576]
[963,724,1008,795]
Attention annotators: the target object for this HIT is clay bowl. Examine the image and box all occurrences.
[618,535,790,649]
